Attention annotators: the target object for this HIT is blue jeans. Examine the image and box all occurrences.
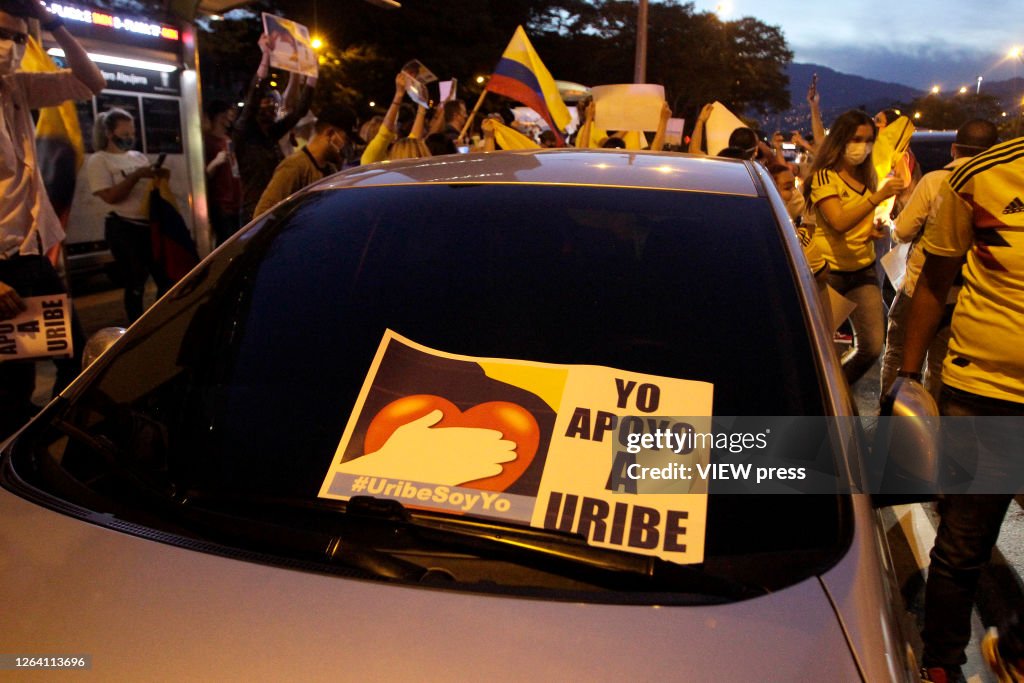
[828,264,885,387]
[879,290,953,403]
[921,386,1023,670]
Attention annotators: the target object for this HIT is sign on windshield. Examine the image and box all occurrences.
[319,330,714,564]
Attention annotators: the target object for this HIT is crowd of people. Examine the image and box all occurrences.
[1,2,1023,679]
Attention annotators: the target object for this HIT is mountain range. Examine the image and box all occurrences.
[756,62,1023,133]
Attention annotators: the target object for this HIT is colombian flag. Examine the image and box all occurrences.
[487,26,571,145]
[145,178,199,284]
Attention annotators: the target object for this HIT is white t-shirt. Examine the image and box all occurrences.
[0,71,94,257]
[85,150,151,221]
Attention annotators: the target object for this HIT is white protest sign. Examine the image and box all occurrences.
[439,79,457,103]
[665,117,685,146]
[262,13,318,78]
[706,101,746,155]
[319,330,715,564]
[0,294,73,361]
[881,241,910,291]
[591,84,665,132]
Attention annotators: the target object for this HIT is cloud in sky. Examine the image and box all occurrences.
[793,40,1022,89]
[691,0,1023,89]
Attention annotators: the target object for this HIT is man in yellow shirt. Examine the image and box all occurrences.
[900,135,1024,683]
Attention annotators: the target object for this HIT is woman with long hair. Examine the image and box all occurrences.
[803,110,905,386]
[84,108,168,323]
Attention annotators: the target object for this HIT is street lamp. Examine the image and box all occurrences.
[930,85,940,95]
[958,86,968,94]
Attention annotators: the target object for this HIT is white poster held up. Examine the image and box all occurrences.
[591,84,665,132]
[262,13,318,78]
[0,294,73,361]
[705,101,747,156]
[665,117,685,146]
[438,79,457,103]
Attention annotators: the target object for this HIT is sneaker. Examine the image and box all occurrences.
[983,627,1024,683]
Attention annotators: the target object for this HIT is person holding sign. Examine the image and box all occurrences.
[802,110,906,387]
[234,33,316,222]
[0,0,105,439]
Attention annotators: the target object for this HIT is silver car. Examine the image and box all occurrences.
[1,150,923,680]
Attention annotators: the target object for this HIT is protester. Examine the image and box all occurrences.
[234,33,316,222]
[802,109,905,386]
[574,98,668,151]
[440,98,468,142]
[0,0,105,439]
[424,132,456,156]
[362,73,436,164]
[254,105,359,216]
[874,108,902,131]
[767,163,830,326]
[361,71,409,165]
[538,130,557,148]
[386,137,431,160]
[899,135,1024,683]
[85,109,171,323]
[203,100,242,245]
[879,119,998,402]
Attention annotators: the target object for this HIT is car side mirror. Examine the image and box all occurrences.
[82,327,127,369]
[871,377,940,507]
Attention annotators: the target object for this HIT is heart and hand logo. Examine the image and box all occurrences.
[363,394,540,491]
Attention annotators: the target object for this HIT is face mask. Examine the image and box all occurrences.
[0,39,25,75]
[113,136,135,151]
[843,141,872,166]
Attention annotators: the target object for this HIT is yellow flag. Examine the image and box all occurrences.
[491,120,540,150]
[21,36,86,170]
[872,116,915,181]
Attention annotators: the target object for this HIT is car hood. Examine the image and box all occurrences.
[0,487,861,681]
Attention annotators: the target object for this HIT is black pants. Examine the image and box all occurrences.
[210,203,242,247]
[0,255,84,440]
[105,214,171,323]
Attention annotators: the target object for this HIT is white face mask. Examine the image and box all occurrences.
[843,141,873,166]
[0,39,25,75]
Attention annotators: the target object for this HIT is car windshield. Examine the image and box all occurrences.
[7,181,851,602]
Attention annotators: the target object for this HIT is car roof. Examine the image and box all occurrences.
[314,149,763,197]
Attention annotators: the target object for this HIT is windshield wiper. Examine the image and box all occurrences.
[181,492,767,599]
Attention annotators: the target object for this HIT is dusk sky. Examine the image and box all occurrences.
[691,0,1024,90]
